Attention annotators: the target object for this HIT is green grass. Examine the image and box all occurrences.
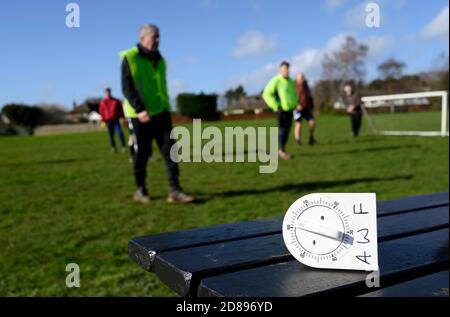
[0,112,448,296]
[367,110,448,132]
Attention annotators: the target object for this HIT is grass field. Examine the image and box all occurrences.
[0,112,448,296]
[367,110,447,132]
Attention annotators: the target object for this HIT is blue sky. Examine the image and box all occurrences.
[0,0,448,109]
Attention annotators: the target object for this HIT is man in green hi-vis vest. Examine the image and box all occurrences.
[120,24,195,204]
[262,61,298,161]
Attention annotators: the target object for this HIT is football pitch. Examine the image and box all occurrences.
[0,111,448,296]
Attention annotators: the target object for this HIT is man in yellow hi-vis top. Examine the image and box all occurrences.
[262,61,299,160]
[120,24,195,204]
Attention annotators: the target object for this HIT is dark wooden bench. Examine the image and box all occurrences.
[128,192,449,297]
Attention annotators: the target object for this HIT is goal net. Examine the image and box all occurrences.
[361,91,449,137]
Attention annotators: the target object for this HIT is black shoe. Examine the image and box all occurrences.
[296,139,302,146]
[309,137,317,145]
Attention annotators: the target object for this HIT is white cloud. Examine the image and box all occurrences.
[362,36,394,61]
[343,1,370,29]
[323,0,347,12]
[289,48,323,79]
[229,34,346,89]
[232,31,277,58]
[229,33,393,92]
[230,63,278,89]
[323,33,349,52]
[420,6,449,40]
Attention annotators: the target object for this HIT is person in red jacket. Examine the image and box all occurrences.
[99,88,126,152]
[293,73,317,146]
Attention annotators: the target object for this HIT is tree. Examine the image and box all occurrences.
[432,52,449,73]
[367,74,428,95]
[430,52,449,91]
[176,92,218,120]
[37,104,69,124]
[319,36,368,110]
[321,36,368,83]
[1,103,45,135]
[224,85,247,107]
[235,85,246,98]
[224,89,235,107]
[377,58,406,80]
[313,79,343,112]
[78,97,102,113]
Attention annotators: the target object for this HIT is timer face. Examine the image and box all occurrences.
[282,193,378,271]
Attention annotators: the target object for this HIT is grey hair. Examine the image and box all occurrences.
[139,24,159,38]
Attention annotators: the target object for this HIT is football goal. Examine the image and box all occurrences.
[361,91,449,137]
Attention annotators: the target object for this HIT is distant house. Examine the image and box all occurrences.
[69,102,90,123]
[225,95,268,115]
[88,111,102,123]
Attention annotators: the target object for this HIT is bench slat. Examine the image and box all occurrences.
[360,270,449,297]
[374,192,448,215]
[155,206,448,296]
[129,192,448,272]
[129,217,282,272]
[197,228,449,297]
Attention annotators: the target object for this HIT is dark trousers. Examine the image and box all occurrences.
[106,119,126,149]
[128,110,180,193]
[277,110,293,152]
[350,112,362,137]
[127,125,152,159]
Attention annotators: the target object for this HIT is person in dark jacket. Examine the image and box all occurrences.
[342,82,363,137]
[293,73,317,146]
[120,24,195,204]
[99,88,126,152]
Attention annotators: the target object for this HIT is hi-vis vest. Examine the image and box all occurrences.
[119,47,171,118]
[262,75,298,112]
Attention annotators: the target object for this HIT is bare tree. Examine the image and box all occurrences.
[317,36,368,110]
[430,52,449,91]
[321,36,369,83]
[432,52,449,72]
[377,58,406,80]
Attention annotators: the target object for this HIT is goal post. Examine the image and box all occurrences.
[361,91,449,137]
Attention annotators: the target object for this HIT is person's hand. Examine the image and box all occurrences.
[138,111,151,123]
[346,105,355,114]
[296,104,303,111]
